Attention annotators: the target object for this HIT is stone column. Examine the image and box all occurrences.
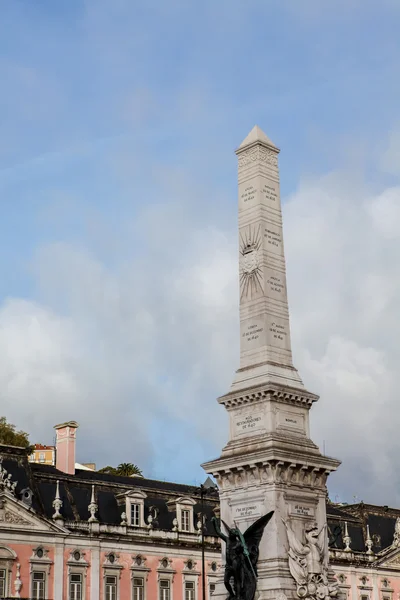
[202,126,340,600]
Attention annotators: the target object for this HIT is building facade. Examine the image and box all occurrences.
[2,432,400,600]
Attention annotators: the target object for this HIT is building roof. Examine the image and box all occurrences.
[0,444,219,539]
[2,443,400,562]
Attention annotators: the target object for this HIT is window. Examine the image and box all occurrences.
[0,569,6,598]
[131,503,140,527]
[185,581,195,600]
[181,509,190,531]
[210,583,216,597]
[105,575,117,600]
[32,572,45,600]
[133,577,144,600]
[361,595,369,600]
[39,452,45,462]
[160,579,170,600]
[69,573,82,600]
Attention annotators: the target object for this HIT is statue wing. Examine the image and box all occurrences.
[243,511,274,574]
[243,511,274,550]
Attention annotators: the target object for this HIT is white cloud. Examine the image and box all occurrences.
[2,145,400,502]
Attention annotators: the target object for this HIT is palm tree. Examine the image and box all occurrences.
[116,463,143,477]
[98,463,143,477]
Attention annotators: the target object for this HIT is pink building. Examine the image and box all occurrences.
[0,423,221,600]
[1,424,400,600]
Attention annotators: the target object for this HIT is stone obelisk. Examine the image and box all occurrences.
[202,127,340,600]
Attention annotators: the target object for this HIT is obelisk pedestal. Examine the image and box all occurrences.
[202,127,340,600]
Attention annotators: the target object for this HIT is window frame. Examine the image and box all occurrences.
[69,572,83,600]
[30,546,52,599]
[157,558,176,600]
[159,578,171,600]
[115,490,147,527]
[184,579,196,600]
[0,567,7,599]
[102,552,122,600]
[181,509,191,532]
[131,503,141,527]
[172,497,196,534]
[131,554,150,600]
[0,545,17,599]
[67,549,89,600]
[105,574,117,600]
[31,571,46,600]
[132,575,145,600]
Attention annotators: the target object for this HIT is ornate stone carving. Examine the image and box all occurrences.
[0,458,17,494]
[237,146,279,170]
[88,485,98,523]
[259,146,279,167]
[0,510,30,525]
[216,462,329,494]
[52,480,63,521]
[393,518,400,547]
[238,147,259,169]
[282,518,339,600]
[14,562,22,598]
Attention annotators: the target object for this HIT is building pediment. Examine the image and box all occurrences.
[375,545,400,569]
[0,493,67,533]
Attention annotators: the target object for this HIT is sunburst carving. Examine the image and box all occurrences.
[239,225,262,300]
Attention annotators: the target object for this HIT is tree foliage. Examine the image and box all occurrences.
[0,417,33,453]
[98,462,143,477]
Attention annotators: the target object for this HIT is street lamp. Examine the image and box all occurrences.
[197,478,217,600]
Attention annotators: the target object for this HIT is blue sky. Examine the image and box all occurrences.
[1,0,400,501]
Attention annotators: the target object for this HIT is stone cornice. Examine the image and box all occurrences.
[203,453,340,493]
[218,381,319,410]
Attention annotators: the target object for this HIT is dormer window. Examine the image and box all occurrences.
[169,496,196,534]
[116,490,147,528]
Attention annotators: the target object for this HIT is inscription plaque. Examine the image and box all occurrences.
[277,411,305,435]
[233,503,262,521]
[262,183,278,204]
[240,318,266,350]
[289,503,315,518]
[264,226,282,253]
[235,413,263,434]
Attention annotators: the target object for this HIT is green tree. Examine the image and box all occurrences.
[116,462,142,477]
[98,463,143,477]
[98,465,118,475]
[0,417,33,453]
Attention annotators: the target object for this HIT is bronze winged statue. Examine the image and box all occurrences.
[212,511,274,600]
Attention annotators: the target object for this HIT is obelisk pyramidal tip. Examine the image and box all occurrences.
[237,125,279,151]
[230,125,303,393]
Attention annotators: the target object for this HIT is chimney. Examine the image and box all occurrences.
[54,421,79,475]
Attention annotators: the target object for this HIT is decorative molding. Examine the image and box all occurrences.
[218,384,318,410]
[29,546,53,576]
[237,146,278,169]
[214,462,330,492]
